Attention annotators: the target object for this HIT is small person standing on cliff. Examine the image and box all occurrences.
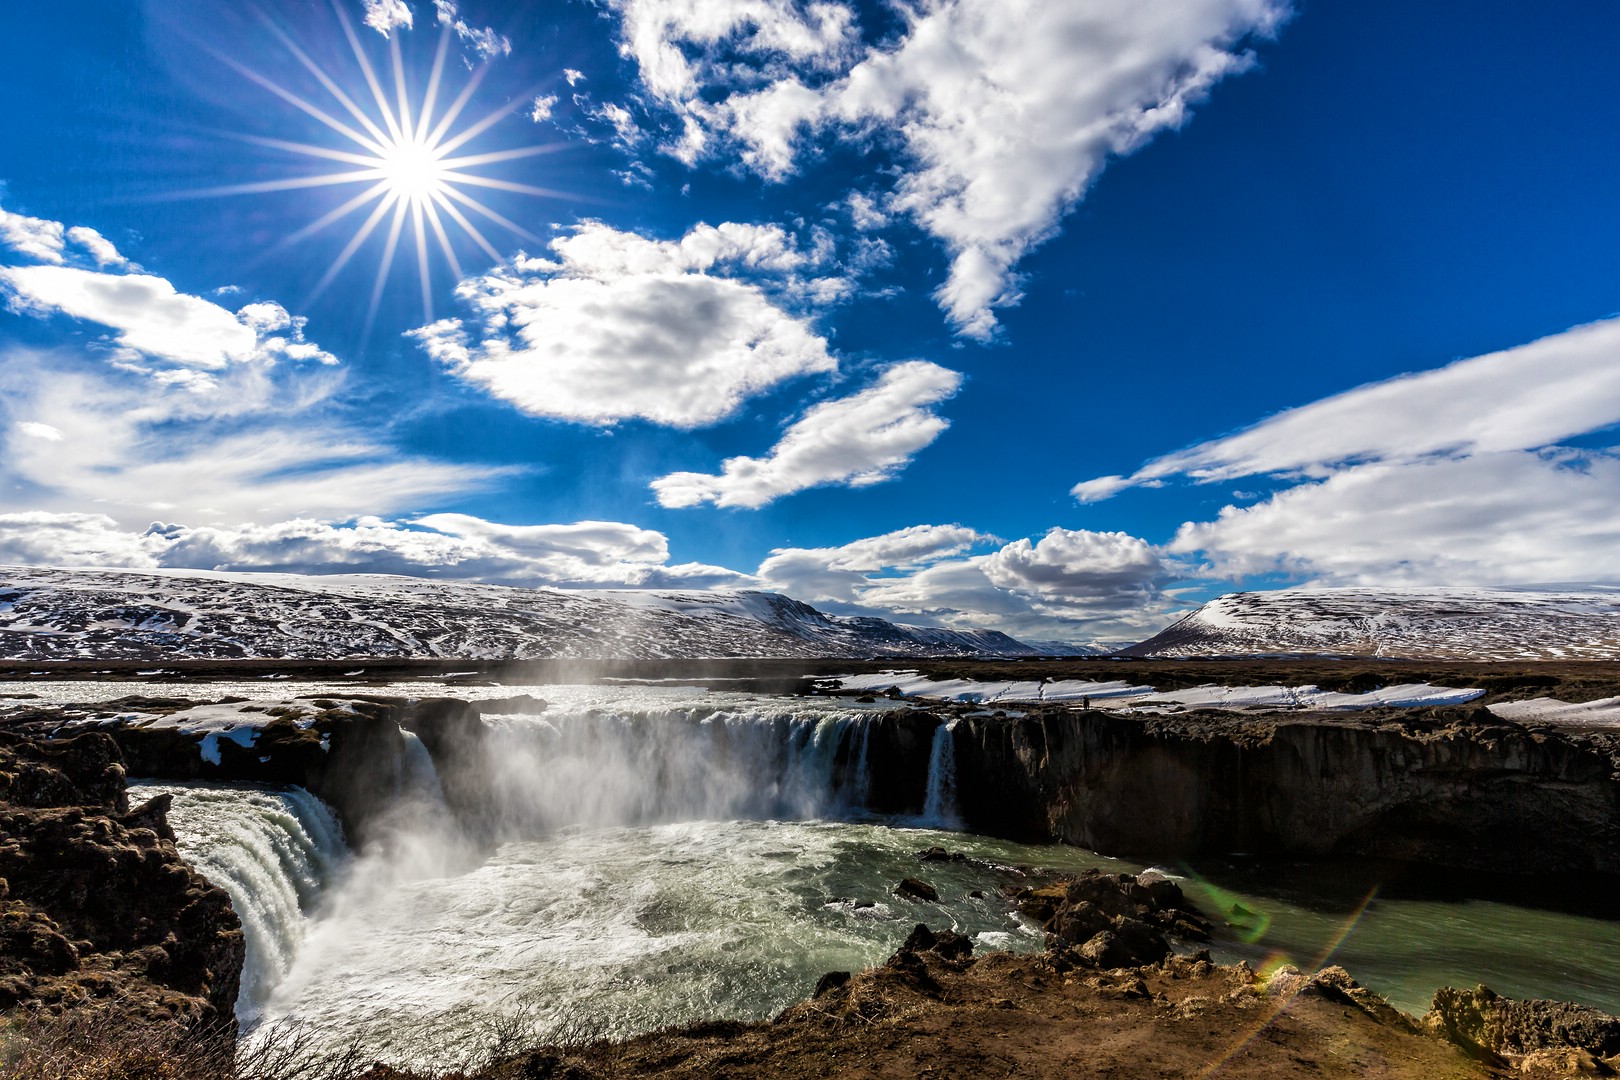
[1082,695,1091,710]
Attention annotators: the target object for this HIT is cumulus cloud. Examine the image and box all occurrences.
[1074,317,1620,501]
[752,523,1175,641]
[433,0,511,61]
[362,0,413,37]
[757,523,995,603]
[1171,450,1620,587]
[1,206,128,268]
[0,513,165,568]
[412,220,844,428]
[651,360,961,507]
[610,0,1286,337]
[0,266,337,377]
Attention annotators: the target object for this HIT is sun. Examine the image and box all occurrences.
[195,6,568,329]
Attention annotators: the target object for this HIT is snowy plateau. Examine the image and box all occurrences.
[1126,587,1620,660]
[0,565,1035,661]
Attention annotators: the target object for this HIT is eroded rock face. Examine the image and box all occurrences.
[1425,984,1620,1062]
[0,732,243,1029]
[951,707,1620,874]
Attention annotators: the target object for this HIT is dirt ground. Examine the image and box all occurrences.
[456,950,1541,1080]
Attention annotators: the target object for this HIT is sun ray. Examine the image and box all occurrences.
[429,190,502,264]
[236,134,386,169]
[305,191,400,307]
[264,21,395,152]
[389,38,416,149]
[422,200,465,284]
[445,174,574,200]
[180,169,389,198]
[212,51,388,157]
[416,29,453,146]
[366,198,411,335]
[334,1,408,146]
[437,186,541,243]
[424,64,491,149]
[283,180,393,247]
[411,197,433,320]
[435,145,564,170]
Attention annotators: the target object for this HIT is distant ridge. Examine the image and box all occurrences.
[0,565,1037,661]
[1124,587,1620,660]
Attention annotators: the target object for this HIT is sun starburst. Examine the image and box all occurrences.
[194,3,568,330]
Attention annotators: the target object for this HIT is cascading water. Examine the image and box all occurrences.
[921,721,961,828]
[471,706,878,835]
[129,781,349,1021]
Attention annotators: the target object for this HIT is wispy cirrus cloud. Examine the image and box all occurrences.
[651,360,961,508]
[1074,317,1620,502]
[0,205,503,526]
[608,0,1288,338]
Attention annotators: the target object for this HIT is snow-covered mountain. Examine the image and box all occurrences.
[1124,587,1620,660]
[0,566,1037,661]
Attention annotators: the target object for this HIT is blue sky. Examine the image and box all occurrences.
[2,0,1618,644]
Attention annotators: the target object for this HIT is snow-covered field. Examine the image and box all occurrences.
[0,566,1035,661]
[831,671,1485,713]
[1126,587,1620,660]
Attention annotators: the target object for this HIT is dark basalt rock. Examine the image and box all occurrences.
[1029,869,1211,971]
[949,707,1620,876]
[894,877,939,903]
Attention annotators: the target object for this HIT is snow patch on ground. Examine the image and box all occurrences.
[1489,696,1620,727]
[833,672,1484,712]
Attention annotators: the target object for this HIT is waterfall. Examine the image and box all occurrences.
[130,782,348,1022]
[921,722,961,828]
[397,726,448,807]
[474,706,874,834]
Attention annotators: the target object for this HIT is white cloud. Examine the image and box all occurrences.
[362,0,414,37]
[651,360,961,507]
[413,220,842,428]
[2,206,129,268]
[433,0,511,61]
[0,512,164,568]
[757,523,995,603]
[0,265,336,374]
[15,421,62,442]
[563,68,585,86]
[0,511,700,589]
[610,0,857,104]
[611,0,1285,338]
[752,522,1178,641]
[1075,318,1620,500]
[1171,450,1620,587]
[983,528,1170,603]
[0,208,499,527]
[530,94,559,122]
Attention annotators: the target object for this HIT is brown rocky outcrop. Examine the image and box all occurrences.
[1425,984,1620,1066]
[0,731,243,1030]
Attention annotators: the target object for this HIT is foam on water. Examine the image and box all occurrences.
[132,782,347,1022]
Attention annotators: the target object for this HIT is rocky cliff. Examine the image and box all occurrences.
[0,730,244,1029]
[944,705,1620,874]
